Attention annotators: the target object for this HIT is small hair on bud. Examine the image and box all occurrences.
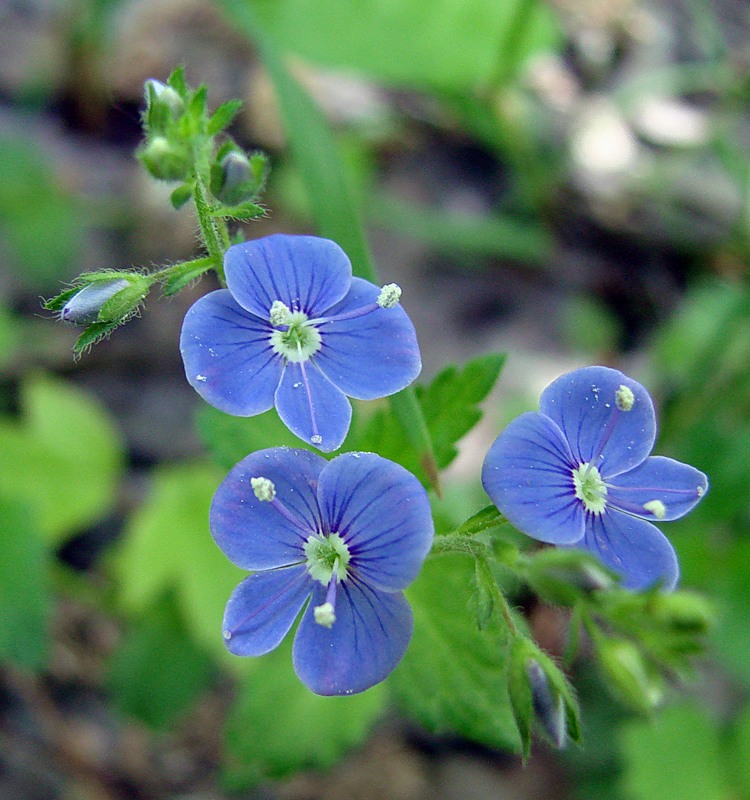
[377,283,402,309]
[314,602,336,628]
[269,300,293,327]
[251,476,276,502]
[615,384,635,411]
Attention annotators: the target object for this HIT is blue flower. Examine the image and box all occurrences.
[180,234,421,452]
[481,366,708,590]
[211,447,434,695]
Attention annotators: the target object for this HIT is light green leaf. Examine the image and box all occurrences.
[0,496,50,669]
[0,373,123,542]
[389,553,520,750]
[245,0,561,91]
[224,638,386,788]
[114,461,244,659]
[107,590,214,730]
[619,703,728,800]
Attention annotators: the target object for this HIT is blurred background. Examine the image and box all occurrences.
[1,0,749,798]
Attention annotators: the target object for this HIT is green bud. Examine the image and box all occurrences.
[526,659,566,749]
[60,273,150,325]
[138,136,191,182]
[649,592,714,634]
[595,637,663,715]
[527,549,615,606]
[145,79,184,117]
[210,149,266,205]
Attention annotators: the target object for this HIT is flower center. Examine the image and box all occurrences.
[270,308,322,363]
[303,533,350,585]
[572,463,608,515]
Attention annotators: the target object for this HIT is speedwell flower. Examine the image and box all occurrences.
[180,234,421,452]
[481,366,707,590]
[211,447,434,695]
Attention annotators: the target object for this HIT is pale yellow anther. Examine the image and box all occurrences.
[377,283,402,309]
[643,500,666,519]
[314,602,336,628]
[615,384,635,411]
[251,476,276,502]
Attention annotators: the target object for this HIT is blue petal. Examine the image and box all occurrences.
[275,362,352,452]
[579,510,679,591]
[211,447,327,570]
[292,579,413,695]
[225,235,352,319]
[223,566,312,656]
[317,453,434,591]
[180,289,280,416]
[607,456,708,521]
[539,366,656,477]
[482,412,585,545]
[314,278,421,400]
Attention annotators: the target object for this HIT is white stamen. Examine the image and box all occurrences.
[269,300,293,327]
[377,283,402,308]
[314,602,336,628]
[251,476,276,502]
[615,384,635,411]
[643,500,666,519]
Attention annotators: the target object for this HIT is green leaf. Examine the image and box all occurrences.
[619,703,729,800]
[161,260,215,297]
[170,182,193,209]
[207,99,243,135]
[197,405,317,471]
[209,200,266,220]
[453,504,505,537]
[0,374,123,542]
[389,553,520,750]
[107,591,214,730]
[244,0,561,92]
[113,461,245,659]
[73,320,121,353]
[0,496,50,669]
[223,638,386,788]
[348,354,505,483]
[730,703,750,795]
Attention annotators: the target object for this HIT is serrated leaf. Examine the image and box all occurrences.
[207,99,243,135]
[223,638,386,789]
[107,590,214,730]
[0,496,50,669]
[389,553,520,750]
[348,354,505,483]
[416,352,505,468]
[114,461,244,659]
[0,374,123,542]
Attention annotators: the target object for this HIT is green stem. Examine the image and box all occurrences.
[192,174,227,283]
[476,553,518,636]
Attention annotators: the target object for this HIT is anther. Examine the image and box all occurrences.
[377,283,402,309]
[269,300,293,327]
[615,384,635,411]
[643,499,666,519]
[314,601,336,628]
[251,476,276,502]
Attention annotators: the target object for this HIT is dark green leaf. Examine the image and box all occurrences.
[454,504,506,537]
[0,496,50,669]
[161,261,214,297]
[209,201,266,220]
[107,591,214,730]
[74,320,120,353]
[223,638,386,788]
[389,553,520,750]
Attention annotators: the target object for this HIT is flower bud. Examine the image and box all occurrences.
[138,136,191,182]
[649,592,714,634]
[144,79,184,118]
[526,659,566,748]
[210,150,260,205]
[60,275,149,326]
[595,637,663,715]
[527,549,615,606]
